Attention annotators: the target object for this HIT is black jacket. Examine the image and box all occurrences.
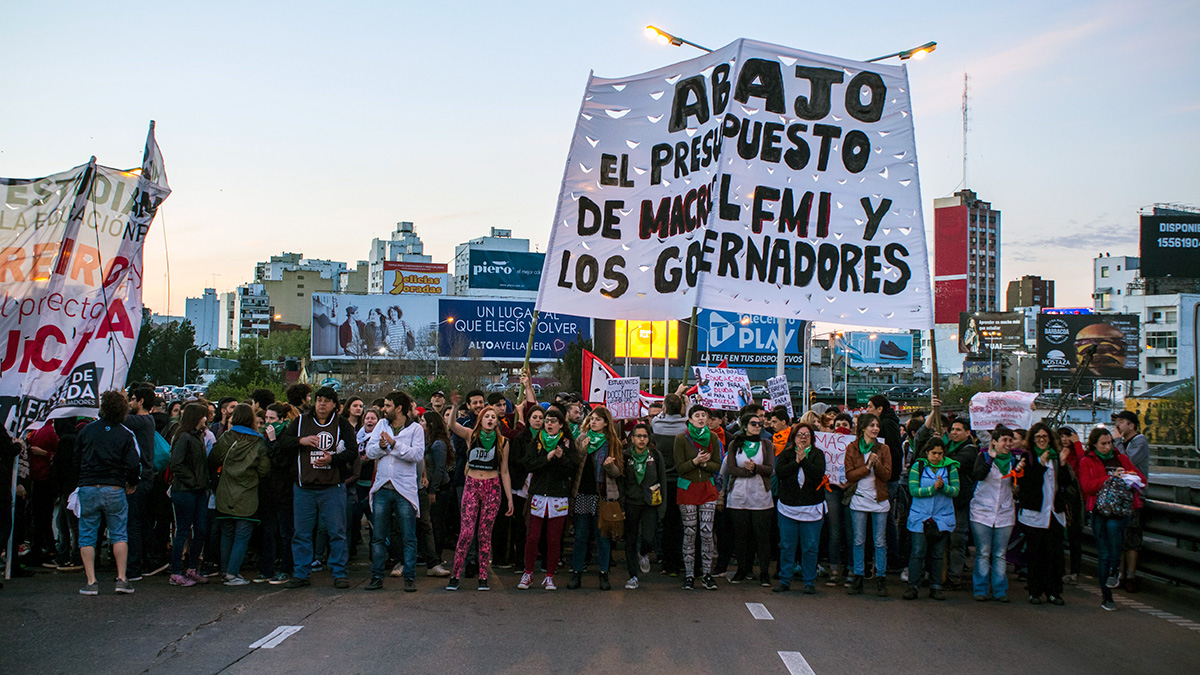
[622,447,667,507]
[775,445,827,507]
[169,430,209,492]
[946,441,980,507]
[1017,454,1068,518]
[76,419,140,488]
[878,407,904,482]
[521,432,577,499]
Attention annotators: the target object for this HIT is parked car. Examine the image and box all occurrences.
[750,385,769,398]
[814,386,835,395]
[486,382,508,393]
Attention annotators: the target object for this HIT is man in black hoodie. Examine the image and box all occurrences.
[76,390,142,595]
[866,395,905,572]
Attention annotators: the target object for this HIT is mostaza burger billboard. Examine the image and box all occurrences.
[1036,313,1140,380]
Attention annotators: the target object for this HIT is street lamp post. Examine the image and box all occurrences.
[183,343,208,386]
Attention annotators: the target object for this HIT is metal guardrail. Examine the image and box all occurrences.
[1149,445,1200,471]
[1083,497,1200,589]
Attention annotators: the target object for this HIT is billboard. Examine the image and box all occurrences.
[311,293,438,360]
[1036,313,1141,380]
[835,332,915,369]
[693,310,805,367]
[1043,307,1094,315]
[382,261,448,296]
[614,320,679,359]
[468,249,544,291]
[959,312,1025,354]
[1140,214,1200,278]
[962,359,1001,388]
[439,298,590,361]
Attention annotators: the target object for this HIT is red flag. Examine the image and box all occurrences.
[581,349,619,404]
[718,358,728,368]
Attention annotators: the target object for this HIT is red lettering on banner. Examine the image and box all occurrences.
[29,325,66,372]
[94,297,134,340]
[1,330,17,371]
[30,243,58,281]
[103,256,129,287]
[69,243,102,285]
[0,248,25,282]
[54,238,75,276]
[59,329,93,375]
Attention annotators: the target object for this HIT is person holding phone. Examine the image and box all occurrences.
[674,405,723,591]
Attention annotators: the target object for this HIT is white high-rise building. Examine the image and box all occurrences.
[255,252,347,284]
[368,221,433,293]
[184,288,221,349]
[218,283,271,350]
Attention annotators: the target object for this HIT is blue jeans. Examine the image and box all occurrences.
[371,488,417,580]
[1093,514,1129,601]
[970,521,1013,598]
[219,518,255,577]
[572,511,611,573]
[778,515,823,585]
[851,510,888,577]
[292,485,348,579]
[79,486,129,548]
[170,489,208,574]
[824,488,851,568]
[908,529,948,590]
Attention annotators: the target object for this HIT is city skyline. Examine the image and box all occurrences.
[3,0,1197,320]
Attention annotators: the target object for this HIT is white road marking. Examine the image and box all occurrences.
[747,602,774,620]
[250,625,303,649]
[779,651,817,675]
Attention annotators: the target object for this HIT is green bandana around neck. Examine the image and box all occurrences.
[742,439,761,460]
[925,456,958,470]
[479,429,496,450]
[1094,448,1114,462]
[569,422,580,437]
[539,430,562,453]
[687,423,711,447]
[631,448,649,482]
[858,439,875,455]
[1042,446,1060,461]
[586,430,607,454]
[992,453,1012,475]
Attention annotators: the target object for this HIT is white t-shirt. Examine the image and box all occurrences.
[850,462,889,513]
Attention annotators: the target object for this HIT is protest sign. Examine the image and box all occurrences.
[605,376,641,419]
[816,431,851,484]
[0,125,170,435]
[968,391,1039,431]
[537,38,932,329]
[767,374,792,418]
[693,366,752,411]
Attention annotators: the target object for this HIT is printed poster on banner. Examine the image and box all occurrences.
[536,38,932,328]
[816,431,851,484]
[605,377,641,419]
[766,375,792,418]
[693,366,752,411]
[0,124,170,435]
[968,391,1038,431]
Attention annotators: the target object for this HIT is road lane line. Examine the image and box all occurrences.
[747,602,774,620]
[778,651,817,675]
[250,625,303,649]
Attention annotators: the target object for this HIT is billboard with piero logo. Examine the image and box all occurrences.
[468,250,544,291]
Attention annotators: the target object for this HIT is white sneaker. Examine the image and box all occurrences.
[223,575,250,587]
[900,569,909,583]
[639,554,651,575]
[625,577,639,589]
[517,572,533,590]
[542,575,557,591]
[390,563,404,578]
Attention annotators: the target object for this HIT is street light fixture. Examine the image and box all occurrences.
[184,343,208,386]
[644,25,935,65]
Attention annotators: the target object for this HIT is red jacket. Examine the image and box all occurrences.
[1078,449,1145,512]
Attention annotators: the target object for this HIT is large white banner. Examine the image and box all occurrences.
[537,39,932,328]
[968,391,1039,431]
[0,124,170,435]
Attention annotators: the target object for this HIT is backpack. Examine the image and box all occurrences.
[1094,474,1134,518]
[152,431,171,473]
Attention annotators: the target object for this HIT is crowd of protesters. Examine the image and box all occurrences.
[0,374,1150,612]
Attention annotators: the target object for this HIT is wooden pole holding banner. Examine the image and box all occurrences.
[683,307,697,388]
[523,309,539,373]
[929,329,943,437]
[5,455,16,581]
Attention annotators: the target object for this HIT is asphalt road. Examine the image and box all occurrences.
[3,556,1199,675]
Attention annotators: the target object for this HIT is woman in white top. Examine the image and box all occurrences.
[969,425,1023,603]
[722,414,775,587]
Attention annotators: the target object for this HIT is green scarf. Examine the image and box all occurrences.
[858,439,875,455]
[992,453,1012,476]
[569,422,580,437]
[586,430,607,454]
[539,430,562,453]
[631,448,649,483]
[742,440,761,460]
[944,437,967,456]
[925,456,958,470]
[1094,448,1114,462]
[1041,446,1059,462]
[479,429,496,450]
[687,423,711,447]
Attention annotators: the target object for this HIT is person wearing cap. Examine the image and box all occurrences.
[1112,410,1149,592]
[428,391,447,415]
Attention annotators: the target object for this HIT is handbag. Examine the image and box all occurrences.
[648,484,663,506]
[598,499,625,538]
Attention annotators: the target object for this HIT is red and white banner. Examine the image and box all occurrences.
[0,123,170,435]
[580,349,662,415]
[968,391,1038,431]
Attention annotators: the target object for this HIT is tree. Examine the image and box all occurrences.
[258,328,311,361]
[126,309,200,386]
[555,336,593,395]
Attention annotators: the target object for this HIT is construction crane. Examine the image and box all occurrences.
[1044,344,1097,430]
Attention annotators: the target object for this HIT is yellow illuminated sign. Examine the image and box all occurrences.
[614,320,679,359]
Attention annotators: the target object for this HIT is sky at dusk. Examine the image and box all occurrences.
[3,0,1197,322]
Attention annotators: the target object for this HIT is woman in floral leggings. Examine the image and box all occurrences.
[447,408,513,591]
